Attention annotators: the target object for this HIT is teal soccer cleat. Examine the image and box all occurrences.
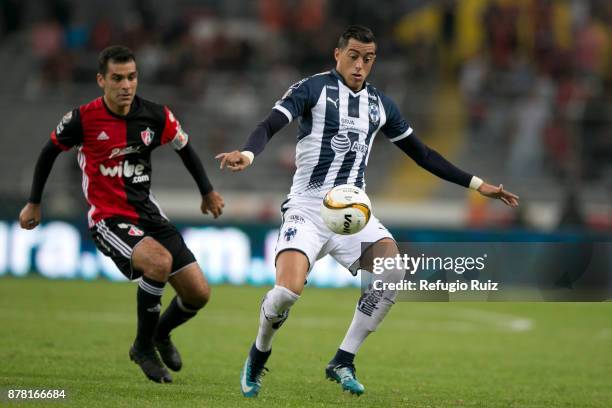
[240,344,270,397]
[325,363,365,395]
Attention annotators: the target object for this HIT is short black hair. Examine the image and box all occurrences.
[98,45,136,75]
[337,25,376,49]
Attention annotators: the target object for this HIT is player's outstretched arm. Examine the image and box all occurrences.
[217,110,289,172]
[19,141,63,229]
[392,133,519,208]
[476,182,519,207]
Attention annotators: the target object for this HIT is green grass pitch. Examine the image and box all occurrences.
[1,277,611,407]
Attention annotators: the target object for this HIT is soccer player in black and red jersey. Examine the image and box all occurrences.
[18,46,224,384]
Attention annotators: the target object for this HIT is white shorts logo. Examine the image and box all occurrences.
[284,227,298,241]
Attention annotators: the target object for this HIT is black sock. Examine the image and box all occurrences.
[250,343,272,368]
[135,276,165,349]
[155,296,199,340]
[331,348,355,366]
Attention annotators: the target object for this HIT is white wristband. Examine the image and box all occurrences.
[469,176,483,190]
[241,151,254,165]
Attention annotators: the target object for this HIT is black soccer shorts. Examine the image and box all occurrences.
[90,217,197,280]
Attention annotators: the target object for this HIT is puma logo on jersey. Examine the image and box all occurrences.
[327,97,339,109]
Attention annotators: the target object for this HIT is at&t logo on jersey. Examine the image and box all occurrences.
[331,134,351,154]
[99,160,150,183]
[331,134,368,155]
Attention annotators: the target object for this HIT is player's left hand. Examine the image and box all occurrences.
[201,191,224,218]
[477,183,519,207]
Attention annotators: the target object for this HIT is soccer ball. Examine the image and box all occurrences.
[320,184,371,235]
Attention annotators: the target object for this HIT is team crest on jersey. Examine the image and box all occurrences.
[117,223,144,236]
[140,127,154,146]
[368,101,380,125]
[128,226,144,236]
[284,227,298,241]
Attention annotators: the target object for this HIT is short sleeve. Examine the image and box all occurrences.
[273,77,315,122]
[160,107,189,150]
[50,108,83,150]
[380,93,413,143]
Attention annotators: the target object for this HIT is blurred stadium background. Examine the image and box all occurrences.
[0,0,610,283]
[1,2,611,406]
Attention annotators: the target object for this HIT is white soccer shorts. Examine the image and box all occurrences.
[275,196,394,274]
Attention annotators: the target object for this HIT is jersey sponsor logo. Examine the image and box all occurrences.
[326,85,339,90]
[368,101,380,124]
[99,160,146,180]
[331,134,351,154]
[97,131,110,141]
[109,145,143,159]
[351,141,369,154]
[131,174,150,184]
[283,227,298,241]
[140,127,154,146]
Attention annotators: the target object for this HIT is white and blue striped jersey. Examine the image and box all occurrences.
[273,69,413,199]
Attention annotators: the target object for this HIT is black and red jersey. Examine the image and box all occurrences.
[51,96,189,227]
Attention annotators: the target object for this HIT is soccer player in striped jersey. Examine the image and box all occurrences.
[217,25,519,397]
[19,46,225,384]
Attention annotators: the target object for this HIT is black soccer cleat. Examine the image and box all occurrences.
[154,336,182,372]
[129,345,173,383]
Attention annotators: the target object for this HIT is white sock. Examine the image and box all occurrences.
[339,267,404,354]
[255,285,300,352]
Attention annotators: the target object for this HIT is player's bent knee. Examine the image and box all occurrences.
[184,285,210,309]
[262,285,300,322]
[143,252,173,282]
[275,250,309,295]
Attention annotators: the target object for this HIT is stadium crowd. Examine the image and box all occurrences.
[1,0,610,227]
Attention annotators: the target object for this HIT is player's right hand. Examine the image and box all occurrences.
[215,151,251,172]
[19,202,42,230]
[202,191,225,218]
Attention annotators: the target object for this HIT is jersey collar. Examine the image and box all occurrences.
[331,68,368,95]
[101,95,142,119]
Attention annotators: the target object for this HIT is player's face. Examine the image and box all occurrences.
[334,39,376,92]
[97,60,138,114]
